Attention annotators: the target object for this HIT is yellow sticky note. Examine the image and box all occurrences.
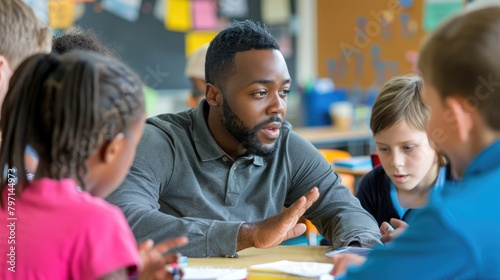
[261,0,290,25]
[49,0,75,29]
[166,0,191,32]
[185,31,217,57]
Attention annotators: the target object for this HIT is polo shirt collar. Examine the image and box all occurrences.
[191,100,264,166]
[463,138,500,179]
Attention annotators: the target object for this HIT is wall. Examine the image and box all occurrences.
[316,0,426,89]
[75,0,297,90]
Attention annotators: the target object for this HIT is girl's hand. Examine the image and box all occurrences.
[138,237,188,280]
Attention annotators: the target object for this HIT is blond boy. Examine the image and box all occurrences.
[0,0,52,109]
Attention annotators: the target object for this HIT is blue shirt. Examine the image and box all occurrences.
[341,139,500,279]
[389,166,447,220]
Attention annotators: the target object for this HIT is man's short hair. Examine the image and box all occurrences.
[205,20,280,87]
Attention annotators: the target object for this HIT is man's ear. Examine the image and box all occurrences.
[99,133,125,163]
[206,83,221,107]
[444,96,473,143]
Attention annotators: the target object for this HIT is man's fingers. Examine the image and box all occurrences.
[304,187,320,204]
[289,187,320,216]
[283,223,307,241]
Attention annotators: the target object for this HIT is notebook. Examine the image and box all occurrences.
[248,260,334,279]
[182,267,247,280]
[333,156,372,169]
[324,246,372,258]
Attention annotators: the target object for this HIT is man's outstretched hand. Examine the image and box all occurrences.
[237,187,320,251]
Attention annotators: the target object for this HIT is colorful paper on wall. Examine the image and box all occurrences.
[102,0,142,22]
[219,0,248,18]
[422,0,463,31]
[22,0,48,24]
[192,0,218,30]
[261,0,290,25]
[185,31,217,57]
[48,0,75,29]
[166,0,191,32]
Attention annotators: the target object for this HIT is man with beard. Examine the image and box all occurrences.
[107,20,381,257]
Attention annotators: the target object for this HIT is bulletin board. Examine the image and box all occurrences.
[72,0,296,90]
[316,0,427,89]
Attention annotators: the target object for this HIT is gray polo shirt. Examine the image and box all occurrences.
[107,101,381,257]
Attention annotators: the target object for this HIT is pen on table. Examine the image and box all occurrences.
[171,262,180,280]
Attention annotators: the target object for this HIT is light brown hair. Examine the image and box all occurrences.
[371,75,447,166]
[0,0,52,69]
[370,75,427,135]
[418,6,500,130]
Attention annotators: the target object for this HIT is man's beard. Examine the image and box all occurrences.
[222,98,282,157]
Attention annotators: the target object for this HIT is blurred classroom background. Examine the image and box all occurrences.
[23,0,488,156]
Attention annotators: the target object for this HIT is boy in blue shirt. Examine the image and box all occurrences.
[332,6,500,279]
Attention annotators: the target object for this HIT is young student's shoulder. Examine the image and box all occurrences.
[76,191,126,221]
[35,178,125,220]
[66,190,139,279]
[26,178,131,234]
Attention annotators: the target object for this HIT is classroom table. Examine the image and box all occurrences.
[333,156,373,177]
[187,246,333,268]
[293,126,373,156]
[334,166,372,177]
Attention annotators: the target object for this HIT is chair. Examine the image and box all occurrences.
[317,149,351,164]
[370,153,381,167]
[317,149,355,194]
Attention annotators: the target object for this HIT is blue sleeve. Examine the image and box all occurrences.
[339,203,475,280]
[25,145,39,160]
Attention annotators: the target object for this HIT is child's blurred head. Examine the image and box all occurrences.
[0,0,52,107]
[371,75,445,193]
[0,51,145,198]
[52,28,117,58]
[418,7,500,177]
[185,44,208,107]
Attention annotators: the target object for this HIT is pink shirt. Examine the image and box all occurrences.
[0,178,139,279]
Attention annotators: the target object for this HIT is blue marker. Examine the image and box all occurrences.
[172,262,180,280]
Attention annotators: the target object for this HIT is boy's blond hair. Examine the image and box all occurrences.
[418,6,500,130]
[370,75,427,135]
[371,75,447,166]
[0,0,52,69]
